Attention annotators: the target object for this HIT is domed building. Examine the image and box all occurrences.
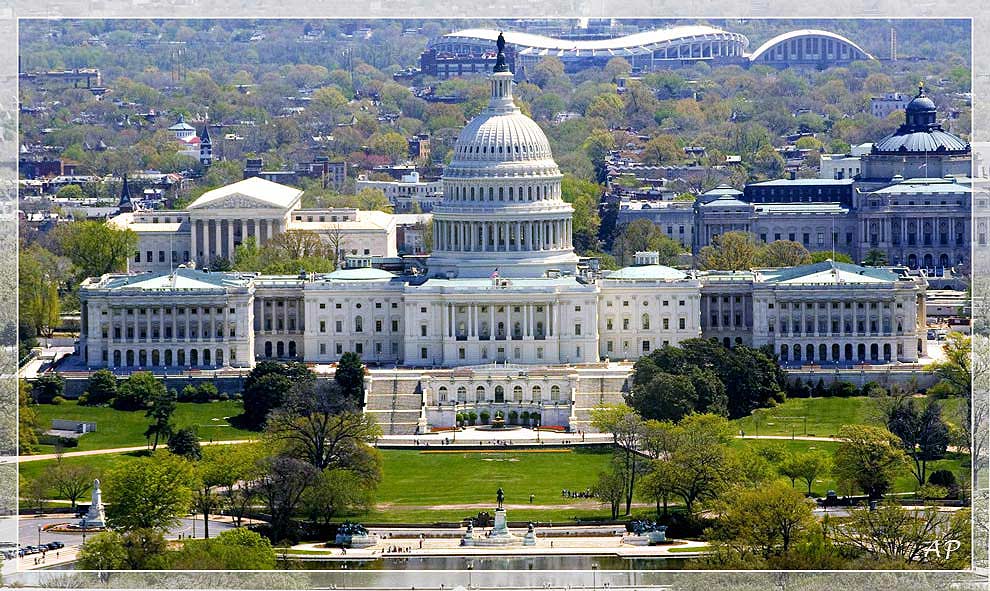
[429,37,578,279]
[860,83,971,181]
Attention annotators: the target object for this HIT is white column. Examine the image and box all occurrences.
[489,305,495,339]
[190,219,198,265]
[226,220,234,261]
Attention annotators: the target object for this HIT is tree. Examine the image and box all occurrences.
[751,146,786,179]
[22,473,51,515]
[76,531,130,570]
[267,380,383,474]
[612,219,684,267]
[593,467,625,519]
[144,388,177,451]
[810,251,853,264]
[698,231,761,271]
[626,371,697,422]
[256,454,317,542]
[82,368,117,406]
[334,352,365,407]
[168,427,202,460]
[50,460,95,509]
[115,371,165,411]
[104,451,195,531]
[779,450,832,495]
[886,398,950,486]
[709,483,817,560]
[241,361,316,428]
[18,380,42,454]
[168,528,276,570]
[862,248,888,266]
[32,373,65,404]
[640,135,681,165]
[591,404,645,515]
[302,468,375,525]
[639,458,679,518]
[830,503,969,567]
[833,425,908,500]
[758,240,811,267]
[652,413,736,514]
[55,220,138,278]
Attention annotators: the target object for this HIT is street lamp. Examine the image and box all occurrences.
[591,562,599,590]
[37,525,42,547]
[467,561,474,588]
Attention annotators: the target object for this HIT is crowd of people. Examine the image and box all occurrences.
[561,488,593,499]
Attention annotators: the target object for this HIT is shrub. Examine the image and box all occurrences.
[521,411,531,425]
[196,383,219,402]
[508,410,519,425]
[467,411,478,426]
[51,396,66,405]
[480,411,490,424]
[178,385,199,403]
[926,380,960,399]
[82,369,117,405]
[928,469,958,497]
[860,381,887,398]
[32,373,65,404]
[531,412,541,425]
[828,381,859,398]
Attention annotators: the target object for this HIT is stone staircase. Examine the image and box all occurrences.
[365,372,423,435]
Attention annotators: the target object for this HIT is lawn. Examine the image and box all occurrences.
[730,395,969,439]
[29,399,257,452]
[374,447,613,507]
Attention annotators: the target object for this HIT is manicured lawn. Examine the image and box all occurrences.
[374,447,613,507]
[29,399,256,452]
[731,395,969,439]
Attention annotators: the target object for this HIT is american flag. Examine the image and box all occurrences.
[490,268,499,279]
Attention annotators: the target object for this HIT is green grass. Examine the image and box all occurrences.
[668,545,709,553]
[731,395,969,439]
[374,447,612,507]
[30,399,256,452]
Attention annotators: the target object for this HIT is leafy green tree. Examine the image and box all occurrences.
[583,129,615,182]
[115,371,165,411]
[698,231,761,271]
[830,504,970,567]
[241,361,315,428]
[560,175,602,251]
[54,220,138,278]
[779,451,832,495]
[334,351,365,407]
[82,368,117,405]
[810,251,854,264]
[169,528,276,569]
[653,413,736,514]
[626,371,697,422]
[590,404,645,515]
[104,451,195,531]
[708,483,817,560]
[31,373,64,404]
[758,240,811,267]
[256,454,318,542]
[50,460,95,509]
[834,425,908,500]
[76,529,171,569]
[18,380,42,454]
[640,135,681,165]
[863,248,888,266]
[168,427,202,460]
[612,219,684,267]
[144,388,177,451]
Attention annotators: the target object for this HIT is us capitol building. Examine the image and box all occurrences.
[77,40,929,432]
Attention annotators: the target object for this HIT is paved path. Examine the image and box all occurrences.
[16,439,257,463]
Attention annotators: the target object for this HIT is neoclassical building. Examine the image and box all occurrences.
[77,40,929,432]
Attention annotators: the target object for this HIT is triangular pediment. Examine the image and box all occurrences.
[188,192,288,211]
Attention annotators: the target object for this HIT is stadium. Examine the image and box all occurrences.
[421,26,874,78]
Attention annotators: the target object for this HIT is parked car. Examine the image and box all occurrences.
[45,541,64,550]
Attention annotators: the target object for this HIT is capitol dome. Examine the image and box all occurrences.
[429,33,579,279]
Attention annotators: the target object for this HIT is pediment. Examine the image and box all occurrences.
[188,193,288,211]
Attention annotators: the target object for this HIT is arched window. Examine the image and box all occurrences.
[641,314,650,330]
[495,386,505,403]
[551,385,561,401]
[513,385,523,401]
[476,385,486,401]
[438,386,448,403]
[457,386,467,401]
[532,385,542,401]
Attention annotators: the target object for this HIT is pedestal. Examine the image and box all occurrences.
[492,508,509,536]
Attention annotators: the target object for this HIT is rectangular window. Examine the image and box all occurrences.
[575,323,582,336]
[376,320,383,333]
[643,341,650,352]
[392,320,399,332]
[679,318,686,329]
[355,343,363,354]
[335,320,342,333]
[421,325,428,337]
[663,318,669,329]
[320,343,326,354]
[336,343,343,354]
[320,321,326,333]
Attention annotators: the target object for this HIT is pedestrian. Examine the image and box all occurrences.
[530,494,534,504]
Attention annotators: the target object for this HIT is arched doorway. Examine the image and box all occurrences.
[203,348,211,365]
[780,344,789,361]
[857,344,866,360]
[138,350,147,366]
[907,254,918,268]
[844,344,853,361]
[288,341,297,358]
[216,349,223,366]
[870,344,879,361]
[125,350,134,366]
[476,385,486,401]
[923,254,933,268]
[883,343,892,361]
[113,350,121,367]
[819,344,827,361]
[832,344,840,361]
[164,350,172,366]
[939,254,949,267]
[276,341,285,357]
[806,344,814,361]
[177,349,185,366]
[151,350,160,366]
[793,346,802,361]
[190,349,198,366]
[513,385,523,401]
[265,341,272,357]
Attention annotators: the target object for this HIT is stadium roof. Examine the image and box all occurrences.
[441,26,747,56]
[748,29,873,62]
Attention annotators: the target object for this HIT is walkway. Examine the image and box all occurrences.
[16,439,256,463]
